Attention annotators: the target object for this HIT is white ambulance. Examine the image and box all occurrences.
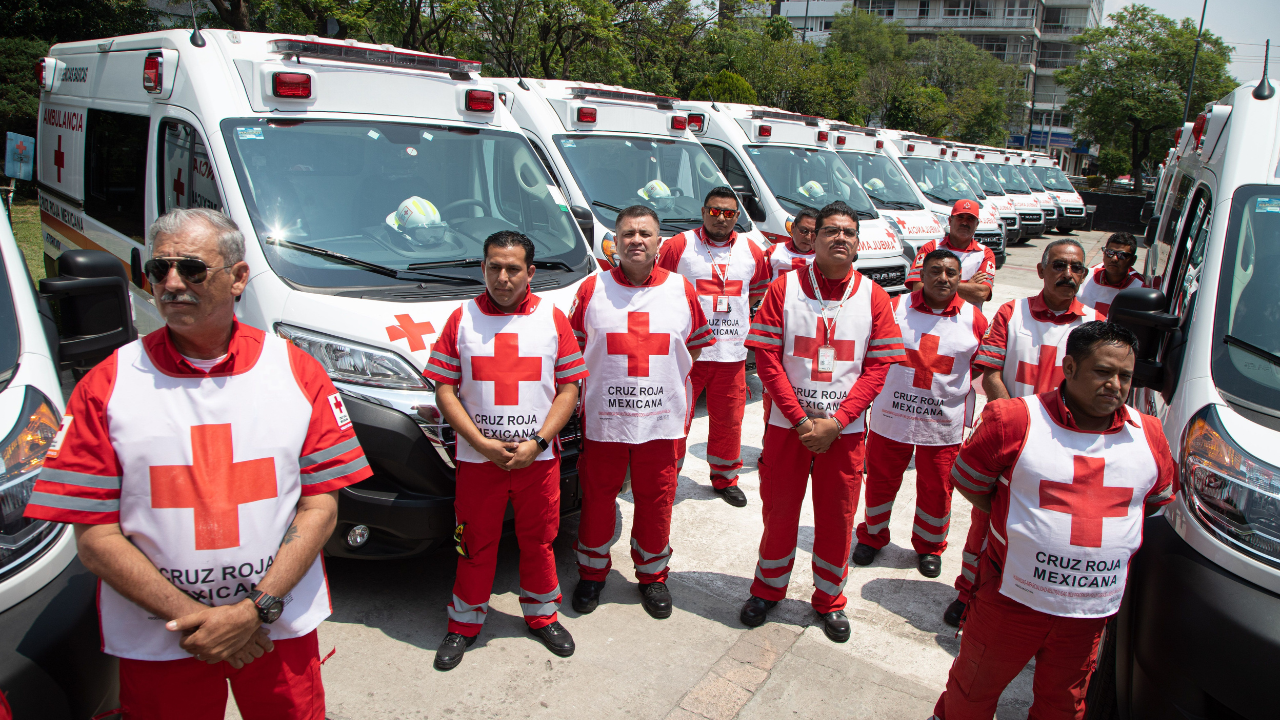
[951,146,1022,246]
[34,30,597,559]
[1096,77,1280,719]
[828,123,945,258]
[681,101,909,292]
[982,151,1045,240]
[1008,152,1059,233]
[882,133,1006,257]
[1024,151,1087,232]
[487,78,766,268]
[1143,120,1200,278]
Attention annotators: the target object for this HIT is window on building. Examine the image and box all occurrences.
[1043,7,1087,32]
[85,110,149,243]
[1031,110,1074,128]
[917,1,931,18]
[1039,42,1077,68]
[943,1,993,18]
[1004,0,1034,18]
[822,19,834,30]
[159,120,224,215]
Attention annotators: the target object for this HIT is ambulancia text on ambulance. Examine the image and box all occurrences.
[681,101,910,293]
[952,145,1021,248]
[828,123,945,259]
[488,78,765,269]
[1009,153,1059,233]
[1099,76,1280,720]
[882,133,1006,257]
[982,151,1045,240]
[34,29,598,559]
[1024,151,1086,232]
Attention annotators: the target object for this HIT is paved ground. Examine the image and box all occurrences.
[230,229,1133,720]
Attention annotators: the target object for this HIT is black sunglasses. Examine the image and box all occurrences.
[144,257,233,285]
[1049,259,1087,275]
[1102,248,1136,261]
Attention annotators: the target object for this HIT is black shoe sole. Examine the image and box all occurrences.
[641,599,672,619]
[714,488,748,507]
[918,557,942,578]
[572,597,599,614]
[433,636,477,671]
[740,600,776,628]
[851,544,879,567]
[530,631,575,657]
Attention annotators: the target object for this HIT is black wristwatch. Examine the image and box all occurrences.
[248,589,285,624]
[532,434,550,452]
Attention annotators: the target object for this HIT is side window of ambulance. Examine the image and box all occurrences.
[703,144,752,193]
[85,110,148,242]
[159,120,224,214]
[1168,187,1212,318]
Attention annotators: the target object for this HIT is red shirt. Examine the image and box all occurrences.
[568,266,715,350]
[655,227,772,302]
[423,290,588,387]
[974,292,1094,371]
[747,267,907,428]
[951,389,1178,571]
[906,234,997,286]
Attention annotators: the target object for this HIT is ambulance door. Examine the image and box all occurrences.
[701,143,764,224]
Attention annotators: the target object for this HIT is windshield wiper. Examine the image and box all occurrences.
[660,218,702,225]
[774,195,818,211]
[408,258,482,270]
[533,260,579,272]
[870,197,923,211]
[855,209,878,219]
[919,190,957,205]
[1225,334,1280,368]
[268,237,483,284]
[592,200,624,215]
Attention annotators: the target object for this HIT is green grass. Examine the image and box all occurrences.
[9,198,45,281]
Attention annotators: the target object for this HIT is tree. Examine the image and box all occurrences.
[1098,148,1129,190]
[1056,4,1235,187]
[0,0,159,41]
[0,38,46,144]
[828,7,908,67]
[689,69,757,103]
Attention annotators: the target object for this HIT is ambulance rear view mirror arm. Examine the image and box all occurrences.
[1108,287,1177,389]
[1143,214,1160,248]
[733,188,766,224]
[569,205,594,240]
[38,250,138,368]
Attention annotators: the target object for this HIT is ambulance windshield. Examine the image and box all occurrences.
[947,160,987,200]
[222,119,590,292]
[1028,165,1075,192]
[1214,187,1280,413]
[553,135,749,234]
[1017,166,1047,192]
[745,146,877,218]
[898,157,980,205]
[963,161,1007,196]
[990,163,1032,194]
[838,152,923,211]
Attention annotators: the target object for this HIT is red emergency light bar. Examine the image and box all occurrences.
[750,109,820,127]
[975,153,985,159]
[269,39,481,76]
[570,87,677,110]
[829,123,876,135]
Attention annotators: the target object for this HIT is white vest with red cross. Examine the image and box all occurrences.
[669,229,757,363]
[870,299,980,446]
[1077,265,1143,319]
[100,337,333,661]
[999,298,1094,398]
[999,396,1159,617]
[768,271,873,434]
[580,271,696,444]
[456,297,560,464]
[949,242,993,282]
[766,241,814,279]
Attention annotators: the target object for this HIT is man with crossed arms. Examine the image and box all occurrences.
[943,238,1096,627]
[569,205,714,620]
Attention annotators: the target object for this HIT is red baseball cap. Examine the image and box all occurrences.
[951,199,981,218]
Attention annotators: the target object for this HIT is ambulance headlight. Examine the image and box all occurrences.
[276,324,428,390]
[1182,406,1280,566]
[0,388,63,580]
[933,211,951,228]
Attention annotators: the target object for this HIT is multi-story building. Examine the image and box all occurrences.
[769,0,1103,174]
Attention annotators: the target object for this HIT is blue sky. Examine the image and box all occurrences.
[1103,0,1279,84]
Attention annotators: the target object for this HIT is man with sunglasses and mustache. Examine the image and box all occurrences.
[943,238,1099,628]
[657,187,771,507]
[25,208,372,719]
[742,201,906,642]
[1077,232,1144,318]
[763,207,818,278]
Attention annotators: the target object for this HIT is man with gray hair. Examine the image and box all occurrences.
[25,207,371,717]
[941,236,1098,628]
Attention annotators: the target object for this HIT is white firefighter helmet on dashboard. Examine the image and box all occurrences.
[386,196,443,233]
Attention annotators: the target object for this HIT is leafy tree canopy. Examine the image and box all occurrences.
[689,69,757,104]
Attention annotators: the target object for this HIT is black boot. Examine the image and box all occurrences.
[851,543,880,566]
[572,579,605,614]
[529,621,575,657]
[917,553,942,578]
[639,581,673,619]
[819,609,851,643]
[739,595,777,627]
[434,632,477,671]
[943,599,966,627]
[715,485,748,507]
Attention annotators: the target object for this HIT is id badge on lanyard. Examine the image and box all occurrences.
[807,263,854,374]
[715,294,731,313]
[817,345,836,373]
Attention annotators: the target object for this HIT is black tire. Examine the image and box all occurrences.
[995,254,1006,270]
[1084,620,1121,720]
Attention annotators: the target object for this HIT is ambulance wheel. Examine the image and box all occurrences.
[1083,621,1120,720]
[995,255,1006,270]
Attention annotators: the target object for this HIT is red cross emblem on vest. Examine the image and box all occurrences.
[793,333,856,382]
[471,333,542,405]
[905,333,956,390]
[1016,345,1064,394]
[606,312,670,377]
[1039,456,1134,548]
[695,264,742,297]
[385,314,436,352]
[150,424,278,551]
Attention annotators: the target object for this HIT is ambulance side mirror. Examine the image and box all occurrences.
[1108,287,1176,389]
[39,250,138,368]
[1143,215,1160,248]
[735,189,766,223]
[569,205,594,240]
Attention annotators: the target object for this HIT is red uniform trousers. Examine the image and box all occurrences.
[576,438,680,584]
[932,558,1106,720]
[448,458,561,637]
[855,431,959,555]
[118,630,323,720]
[680,360,746,489]
[751,424,865,613]
[954,507,991,603]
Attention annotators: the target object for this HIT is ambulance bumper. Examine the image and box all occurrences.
[327,393,582,559]
[1118,516,1280,720]
[1057,209,1087,229]
[0,548,118,719]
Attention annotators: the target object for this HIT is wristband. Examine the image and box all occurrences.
[793,417,812,430]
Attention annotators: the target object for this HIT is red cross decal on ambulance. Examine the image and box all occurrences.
[385,314,436,352]
[1039,456,1134,548]
[53,135,65,182]
[149,424,278,551]
[471,333,541,405]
